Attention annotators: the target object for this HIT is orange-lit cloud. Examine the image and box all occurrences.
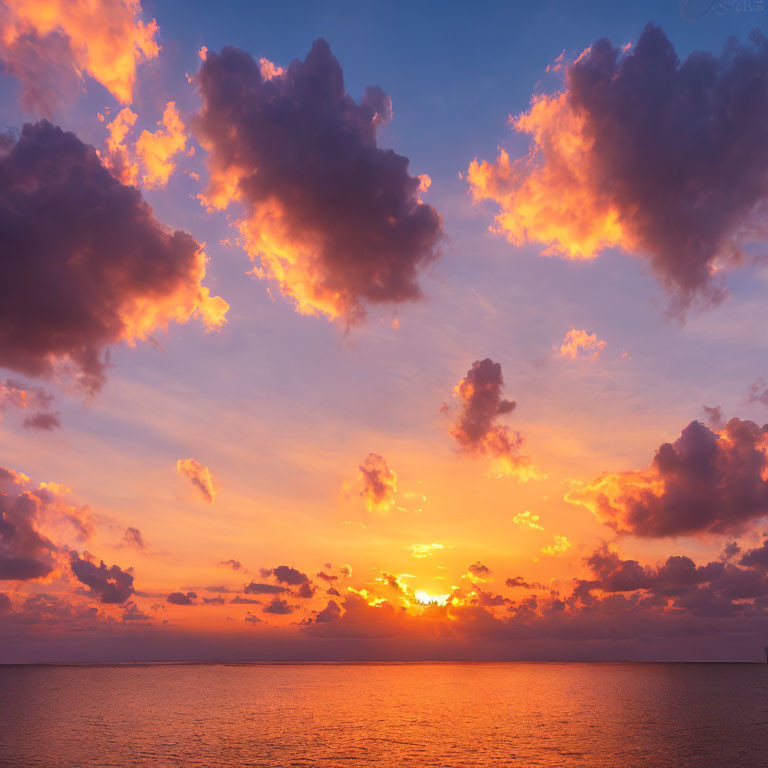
[103,106,139,184]
[103,102,187,189]
[558,328,606,360]
[194,39,442,323]
[449,358,537,479]
[135,102,187,188]
[409,543,445,559]
[0,121,228,391]
[539,535,571,557]
[512,510,543,531]
[467,24,768,310]
[568,417,768,538]
[358,454,397,513]
[0,0,159,114]
[176,458,218,504]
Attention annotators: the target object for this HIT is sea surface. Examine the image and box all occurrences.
[0,662,766,767]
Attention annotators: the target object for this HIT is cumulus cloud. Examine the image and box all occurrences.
[167,591,197,606]
[467,24,768,312]
[104,102,188,189]
[0,0,159,115]
[69,551,134,603]
[263,597,294,615]
[449,359,534,479]
[221,559,244,572]
[315,600,341,623]
[193,38,443,322]
[568,418,768,537]
[0,488,56,580]
[0,121,228,392]
[358,454,397,513]
[271,565,310,586]
[176,459,218,504]
[558,328,606,361]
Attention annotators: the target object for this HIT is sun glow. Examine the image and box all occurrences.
[414,590,450,607]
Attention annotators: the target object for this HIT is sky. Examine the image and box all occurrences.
[2,0,768,662]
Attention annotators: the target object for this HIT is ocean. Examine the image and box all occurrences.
[0,662,766,767]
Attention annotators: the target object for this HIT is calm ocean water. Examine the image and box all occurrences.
[0,662,766,767]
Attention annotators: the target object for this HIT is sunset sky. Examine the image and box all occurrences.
[3,0,768,662]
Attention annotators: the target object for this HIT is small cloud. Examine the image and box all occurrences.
[409,543,445,559]
[557,328,606,361]
[540,535,572,557]
[512,510,543,531]
[177,458,218,504]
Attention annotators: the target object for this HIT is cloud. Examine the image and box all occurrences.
[747,378,768,408]
[69,551,134,603]
[263,597,295,615]
[0,468,57,580]
[449,359,534,479]
[702,405,724,429]
[567,418,768,537]
[358,454,397,513]
[0,379,59,430]
[104,102,187,189]
[505,576,543,589]
[0,121,228,392]
[167,591,197,606]
[539,535,572,557]
[558,328,606,361]
[467,24,768,312]
[512,510,543,531]
[0,0,159,115]
[244,611,262,623]
[221,559,244,572]
[122,601,151,622]
[243,582,286,595]
[271,566,309,586]
[134,102,187,188]
[409,543,445,559]
[176,459,218,504]
[315,600,341,623]
[739,540,768,571]
[465,562,492,583]
[122,527,145,549]
[193,38,442,322]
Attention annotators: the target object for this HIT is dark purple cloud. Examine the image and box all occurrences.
[167,591,197,606]
[570,418,768,537]
[560,24,768,307]
[471,25,768,312]
[69,552,134,604]
[194,39,442,323]
[263,597,294,615]
[0,471,56,580]
[270,566,309,586]
[0,120,227,391]
[449,359,531,476]
[740,539,768,571]
[315,600,341,623]
[221,559,244,571]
